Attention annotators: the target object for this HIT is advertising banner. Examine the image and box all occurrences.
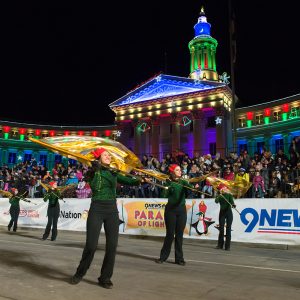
[1,198,299,245]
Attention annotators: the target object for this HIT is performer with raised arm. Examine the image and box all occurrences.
[155,164,196,266]
[42,181,63,241]
[215,185,236,251]
[28,135,166,287]
[7,188,30,232]
[70,147,144,289]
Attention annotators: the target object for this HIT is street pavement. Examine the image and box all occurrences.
[0,226,299,300]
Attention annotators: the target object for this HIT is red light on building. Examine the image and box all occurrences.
[35,129,41,136]
[92,131,97,137]
[246,111,254,120]
[49,130,55,137]
[64,131,70,136]
[3,126,10,133]
[282,103,289,113]
[104,130,111,137]
[19,128,26,134]
[78,131,84,136]
[264,108,271,117]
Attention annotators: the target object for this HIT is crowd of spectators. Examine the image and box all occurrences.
[1,136,300,199]
[0,158,91,199]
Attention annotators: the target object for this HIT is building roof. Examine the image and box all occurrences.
[236,93,300,111]
[109,74,226,108]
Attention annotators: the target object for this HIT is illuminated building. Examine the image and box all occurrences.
[109,8,233,159]
[236,94,300,155]
[0,122,115,168]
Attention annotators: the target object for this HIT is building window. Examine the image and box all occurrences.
[273,111,280,121]
[69,159,77,166]
[39,154,47,166]
[130,126,134,138]
[275,139,284,152]
[55,155,62,164]
[209,142,216,156]
[238,118,246,128]
[8,152,16,164]
[255,114,263,125]
[290,106,299,118]
[207,116,216,128]
[257,141,265,154]
[24,153,32,162]
[190,122,193,132]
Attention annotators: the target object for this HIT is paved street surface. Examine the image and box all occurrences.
[0,226,299,300]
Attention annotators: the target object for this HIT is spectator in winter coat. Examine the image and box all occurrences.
[269,171,281,198]
[252,170,265,198]
[260,163,270,196]
[223,168,234,181]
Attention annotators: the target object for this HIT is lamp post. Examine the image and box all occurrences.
[228,0,237,153]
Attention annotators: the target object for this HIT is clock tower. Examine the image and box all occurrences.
[188,7,219,81]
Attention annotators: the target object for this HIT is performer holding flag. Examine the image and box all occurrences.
[28,135,167,288]
[70,147,145,289]
[155,164,197,266]
[42,181,63,241]
[7,188,31,232]
[215,185,236,251]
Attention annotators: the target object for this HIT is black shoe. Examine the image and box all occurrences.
[215,245,223,249]
[175,260,186,266]
[8,226,11,231]
[98,281,113,289]
[155,258,164,264]
[13,229,17,232]
[42,237,47,240]
[225,247,231,251]
[51,237,56,241]
[70,274,82,285]
[107,280,113,286]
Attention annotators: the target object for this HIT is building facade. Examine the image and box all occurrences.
[235,94,300,156]
[0,121,116,168]
[109,8,233,160]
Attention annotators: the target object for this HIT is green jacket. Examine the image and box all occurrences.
[215,192,235,210]
[9,196,21,207]
[162,179,194,207]
[43,189,62,206]
[88,169,140,201]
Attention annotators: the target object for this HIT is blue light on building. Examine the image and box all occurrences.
[194,7,211,37]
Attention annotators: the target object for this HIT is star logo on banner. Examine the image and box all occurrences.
[215,117,222,125]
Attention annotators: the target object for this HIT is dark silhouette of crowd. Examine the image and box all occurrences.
[1,136,300,199]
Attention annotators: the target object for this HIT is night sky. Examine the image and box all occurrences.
[2,1,299,126]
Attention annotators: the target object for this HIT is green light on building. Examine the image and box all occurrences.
[246,120,252,127]
[264,117,270,124]
[19,134,25,141]
[4,133,9,139]
[282,112,288,121]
